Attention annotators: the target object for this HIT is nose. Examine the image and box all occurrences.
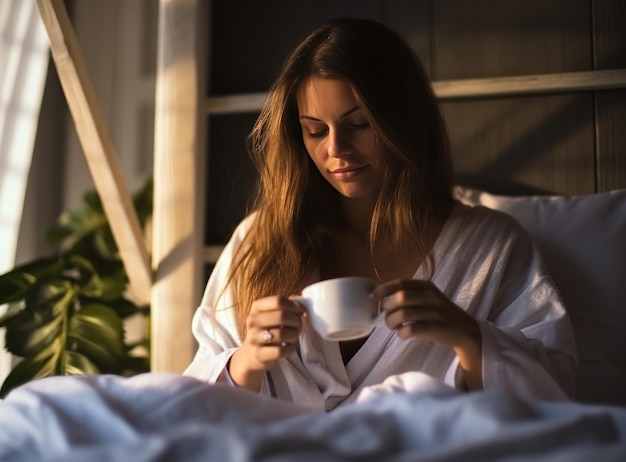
[327,129,351,158]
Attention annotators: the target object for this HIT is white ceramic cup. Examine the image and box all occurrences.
[296,276,385,341]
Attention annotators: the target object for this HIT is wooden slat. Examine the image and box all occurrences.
[206,92,266,114]
[204,245,224,264]
[433,69,626,99]
[206,69,626,114]
[35,0,152,304]
[151,0,207,373]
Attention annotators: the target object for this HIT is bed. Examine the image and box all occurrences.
[0,186,625,461]
[2,371,626,462]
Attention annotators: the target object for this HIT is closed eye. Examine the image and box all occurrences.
[349,122,369,130]
[301,124,328,138]
[308,129,328,138]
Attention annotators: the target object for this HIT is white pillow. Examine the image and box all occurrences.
[454,186,626,406]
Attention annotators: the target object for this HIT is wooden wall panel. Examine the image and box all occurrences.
[383,0,431,76]
[208,0,382,95]
[443,94,596,195]
[208,0,433,96]
[205,113,258,244]
[434,0,598,194]
[596,90,626,191]
[593,0,626,191]
[432,0,591,80]
[592,0,626,70]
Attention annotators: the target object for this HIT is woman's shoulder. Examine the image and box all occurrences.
[236,211,258,231]
[435,202,540,278]
[450,201,532,243]
[227,212,259,241]
[212,212,259,264]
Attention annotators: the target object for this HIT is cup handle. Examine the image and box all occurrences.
[294,296,309,311]
[371,301,386,325]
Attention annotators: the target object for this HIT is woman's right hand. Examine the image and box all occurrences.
[228,296,305,391]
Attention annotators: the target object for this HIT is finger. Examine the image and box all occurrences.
[255,342,298,363]
[248,297,305,332]
[384,305,444,329]
[380,288,443,314]
[251,296,306,316]
[370,279,436,300]
[249,310,304,331]
[396,320,441,340]
[253,326,300,346]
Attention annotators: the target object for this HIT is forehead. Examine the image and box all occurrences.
[296,77,359,117]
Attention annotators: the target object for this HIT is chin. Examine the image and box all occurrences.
[336,187,379,200]
[327,178,381,200]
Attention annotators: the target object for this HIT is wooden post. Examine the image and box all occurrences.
[151,0,207,372]
[35,0,152,305]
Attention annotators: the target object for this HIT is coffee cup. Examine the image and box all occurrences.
[296,277,385,341]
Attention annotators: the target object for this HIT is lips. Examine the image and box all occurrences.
[330,165,368,180]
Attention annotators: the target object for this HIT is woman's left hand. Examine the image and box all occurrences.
[370,279,483,389]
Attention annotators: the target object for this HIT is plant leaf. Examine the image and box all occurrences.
[132,177,153,227]
[1,178,153,392]
[66,255,126,301]
[68,304,126,371]
[45,208,106,246]
[80,272,127,301]
[0,301,25,327]
[64,350,100,375]
[0,350,58,397]
[4,281,76,357]
[82,189,104,211]
[4,311,64,357]
[0,258,64,305]
[66,254,96,279]
[104,297,145,319]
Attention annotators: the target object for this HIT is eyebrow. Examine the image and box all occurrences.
[298,105,361,122]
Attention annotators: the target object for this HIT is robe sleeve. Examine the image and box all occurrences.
[183,214,273,393]
[451,216,577,399]
[479,321,575,399]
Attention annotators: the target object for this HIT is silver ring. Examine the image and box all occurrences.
[261,329,273,344]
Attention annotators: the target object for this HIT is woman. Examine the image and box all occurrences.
[184,18,577,409]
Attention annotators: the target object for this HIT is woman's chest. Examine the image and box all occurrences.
[321,234,421,282]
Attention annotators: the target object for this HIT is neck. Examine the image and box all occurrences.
[339,194,377,234]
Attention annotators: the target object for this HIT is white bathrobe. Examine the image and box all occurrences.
[184,202,578,410]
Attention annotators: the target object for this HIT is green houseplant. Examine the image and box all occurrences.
[0,179,153,397]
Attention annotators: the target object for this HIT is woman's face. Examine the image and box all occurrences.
[296,77,383,200]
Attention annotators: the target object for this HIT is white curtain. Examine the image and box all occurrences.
[0,1,49,382]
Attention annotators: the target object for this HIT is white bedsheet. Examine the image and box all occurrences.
[0,372,625,462]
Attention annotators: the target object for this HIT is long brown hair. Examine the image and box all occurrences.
[226,18,454,339]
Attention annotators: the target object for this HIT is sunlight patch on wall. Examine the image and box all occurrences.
[0,0,49,381]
